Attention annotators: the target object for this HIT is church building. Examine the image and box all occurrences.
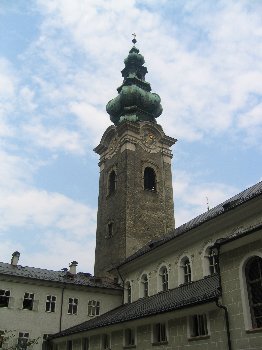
[47,40,262,349]
[1,40,262,350]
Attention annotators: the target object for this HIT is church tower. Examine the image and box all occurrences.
[94,38,176,277]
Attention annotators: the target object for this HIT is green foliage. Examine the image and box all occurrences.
[0,330,40,350]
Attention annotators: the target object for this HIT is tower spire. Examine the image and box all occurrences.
[106,38,163,125]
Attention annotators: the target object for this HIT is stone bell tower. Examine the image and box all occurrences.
[94,38,176,277]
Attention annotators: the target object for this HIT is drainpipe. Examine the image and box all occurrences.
[59,285,66,332]
[214,243,232,350]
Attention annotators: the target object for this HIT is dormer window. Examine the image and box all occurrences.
[108,170,116,195]
[144,167,156,191]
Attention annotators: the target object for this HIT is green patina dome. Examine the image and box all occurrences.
[106,44,163,125]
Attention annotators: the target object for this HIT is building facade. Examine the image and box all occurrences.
[1,41,262,350]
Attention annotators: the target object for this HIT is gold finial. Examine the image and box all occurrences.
[132,33,137,45]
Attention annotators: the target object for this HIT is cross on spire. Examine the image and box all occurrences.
[132,33,137,45]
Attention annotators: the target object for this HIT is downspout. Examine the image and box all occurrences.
[59,285,66,332]
[116,266,125,304]
[214,243,232,350]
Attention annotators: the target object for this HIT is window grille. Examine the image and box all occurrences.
[23,293,34,310]
[144,167,156,191]
[68,298,78,315]
[87,300,100,317]
[246,256,262,329]
[0,290,10,308]
[46,295,56,312]
[190,314,208,337]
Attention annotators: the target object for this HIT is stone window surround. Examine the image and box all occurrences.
[202,242,218,277]
[107,167,117,197]
[139,272,149,298]
[87,300,100,317]
[178,256,193,285]
[141,162,159,192]
[239,251,262,331]
[157,264,169,292]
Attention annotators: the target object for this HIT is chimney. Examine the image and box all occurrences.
[11,251,20,266]
[69,261,78,275]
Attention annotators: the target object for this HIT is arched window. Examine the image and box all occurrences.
[108,170,116,195]
[208,248,218,275]
[182,257,191,283]
[141,274,149,297]
[246,256,262,329]
[159,266,168,292]
[144,167,156,191]
[126,281,132,303]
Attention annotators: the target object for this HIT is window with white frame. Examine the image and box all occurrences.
[46,295,56,312]
[0,290,10,308]
[87,300,100,317]
[68,298,78,315]
[189,314,209,338]
[152,323,167,344]
[22,293,34,310]
[17,332,29,350]
[82,337,89,350]
[124,328,135,347]
[126,281,132,303]
[141,274,149,297]
[245,256,262,329]
[182,257,191,283]
[159,266,168,291]
[101,334,110,349]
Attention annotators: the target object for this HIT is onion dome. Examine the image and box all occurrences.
[106,38,163,125]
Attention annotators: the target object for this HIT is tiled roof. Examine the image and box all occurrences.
[51,274,220,339]
[119,180,262,267]
[0,262,121,290]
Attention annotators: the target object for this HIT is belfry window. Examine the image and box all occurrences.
[246,256,262,329]
[108,170,116,195]
[144,167,156,191]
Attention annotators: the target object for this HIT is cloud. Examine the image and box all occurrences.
[173,170,238,226]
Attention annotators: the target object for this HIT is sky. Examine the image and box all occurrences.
[0,0,261,274]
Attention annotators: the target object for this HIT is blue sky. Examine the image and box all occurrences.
[0,0,261,274]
